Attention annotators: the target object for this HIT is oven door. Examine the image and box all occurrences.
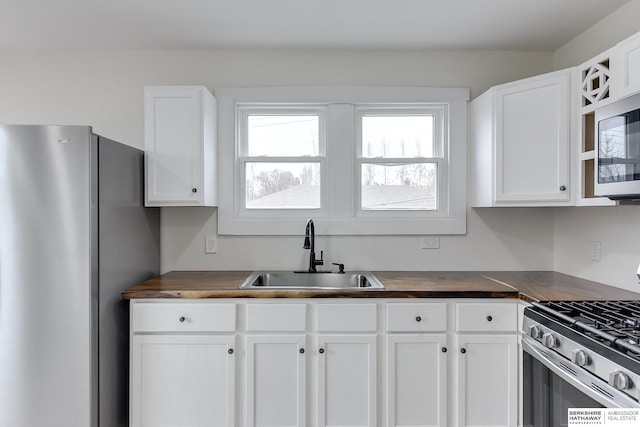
[522,336,639,427]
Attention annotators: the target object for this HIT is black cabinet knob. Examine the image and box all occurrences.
[415,316,422,322]
[179,316,186,323]
[442,347,447,353]
[319,348,325,354]
[486,315,493,322]
[228,348,234,355]
[299,348,305,354]
[192,188,198,193]
[461,348,467,354]
[560,185,566,191]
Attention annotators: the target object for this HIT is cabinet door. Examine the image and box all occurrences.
[614,32,640,98]
[386,334,447,427]
[130,334,235,427]
[316,334,377,427]
[145,86,206,206]
[494,72,571,204]
[457,334,518,427]
[246,335,306,427]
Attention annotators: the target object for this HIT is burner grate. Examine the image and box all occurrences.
[535,300,640,357]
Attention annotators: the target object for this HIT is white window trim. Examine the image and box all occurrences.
[237,104,327,217]
[355,104,448,218]
[216,86,469,235]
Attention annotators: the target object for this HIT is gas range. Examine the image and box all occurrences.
[523,300,640,407]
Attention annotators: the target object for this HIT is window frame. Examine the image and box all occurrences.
[216,86,469,235]
[237,104,327,217]
[355,104,448,218]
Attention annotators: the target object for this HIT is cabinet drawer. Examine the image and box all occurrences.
[386,303,447,332]
[456,302,517,332]
[132,302,236,332]
[246,303,307,331]
[316,303,377,332]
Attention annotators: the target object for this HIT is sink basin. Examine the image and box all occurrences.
[239,271,384,290]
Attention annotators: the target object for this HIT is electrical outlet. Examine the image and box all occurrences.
[421,236,440,249]
[205,235,218,253]
[590,241,601,262]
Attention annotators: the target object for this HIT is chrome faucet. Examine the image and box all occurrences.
[303,219,323,273]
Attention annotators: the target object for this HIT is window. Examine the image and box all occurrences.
[217,86,469,235]
[240,107,324,210]
[357,107,445,213]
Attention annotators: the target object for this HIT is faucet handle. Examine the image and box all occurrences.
[332,262,345,274]
[316,250,324,266]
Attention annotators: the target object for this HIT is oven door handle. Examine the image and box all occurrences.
[522,336,639,408]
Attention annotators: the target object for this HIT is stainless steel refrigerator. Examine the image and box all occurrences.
[0,125,160,426]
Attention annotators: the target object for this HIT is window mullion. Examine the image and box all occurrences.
[326,104,355,218]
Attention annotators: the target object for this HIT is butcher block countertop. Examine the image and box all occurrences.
[121,271,640,302]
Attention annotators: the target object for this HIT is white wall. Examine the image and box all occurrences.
[554,207,640,292]
[552,0,640,293]
[553,0,640,69]
[1,49,552,145]
[0,49,557,274]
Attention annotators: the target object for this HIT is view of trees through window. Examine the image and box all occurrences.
[361,163,437,210]
[361,115,437,210]
[243,109,439,211]
[245,114,321,208]
[245,162,320,208]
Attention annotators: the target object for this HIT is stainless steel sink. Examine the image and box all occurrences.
[239,271,384,290]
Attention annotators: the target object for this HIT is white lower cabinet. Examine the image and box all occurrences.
[317,334,377,427]
[386,334,448,427]
[316,303,378,427]
[130,334,235,427]
[385,302,448,427]
[246,335,306,427]
[455,302,519,427]
[130,299,519,427]
[456,335,518,427]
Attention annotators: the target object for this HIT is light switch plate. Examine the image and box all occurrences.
[206,235,218,253]
[421,236,440,249]
[590,241,601,262]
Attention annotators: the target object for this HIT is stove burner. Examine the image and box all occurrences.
[624,318,640,330]
[531,300,640,357]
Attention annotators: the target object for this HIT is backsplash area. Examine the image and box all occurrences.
[159,205,555,274]
[554,206,640,293]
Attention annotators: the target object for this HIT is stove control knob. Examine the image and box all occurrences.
[528,325,543,339]
[542,332,559,349]
[609,371,631,390]
[571,349,590,367]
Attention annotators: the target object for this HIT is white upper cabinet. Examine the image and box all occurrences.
[144,86,217,207]
[469,69,573,207]
[613,31,640,99]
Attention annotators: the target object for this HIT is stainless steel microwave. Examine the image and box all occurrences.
[595,92,640,200]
